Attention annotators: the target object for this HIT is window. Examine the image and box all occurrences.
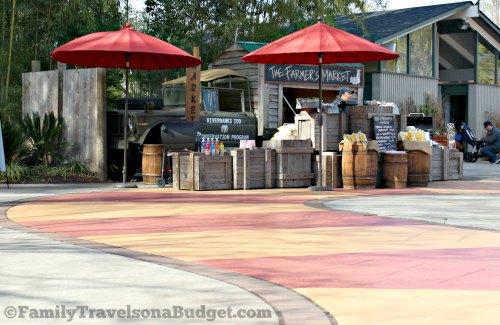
[478,40,495,85]
[410,25,433,77]
[498,59,500,85]
[381,35,408,74]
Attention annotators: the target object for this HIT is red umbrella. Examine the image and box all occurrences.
[242,19,398,190]
[51,22,202,187]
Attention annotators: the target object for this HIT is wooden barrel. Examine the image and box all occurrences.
[142,144,164,184]
[342,142,378,189]
[383,151,408,188]
[406,150,430,187]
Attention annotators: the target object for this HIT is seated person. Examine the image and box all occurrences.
[478,120,500,164]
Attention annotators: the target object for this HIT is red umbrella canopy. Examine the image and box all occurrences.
[242,21,399,64]
[51,22,201,70]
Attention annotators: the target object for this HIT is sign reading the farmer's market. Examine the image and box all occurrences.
[264,64,364,87]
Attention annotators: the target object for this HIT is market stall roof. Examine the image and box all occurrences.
[163,68,247,85]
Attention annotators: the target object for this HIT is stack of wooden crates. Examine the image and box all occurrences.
[172,140,314,190]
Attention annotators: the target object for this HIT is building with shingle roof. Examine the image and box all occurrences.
[214,1,500,137]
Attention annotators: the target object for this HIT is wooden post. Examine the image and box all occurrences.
[185,47,201,121]
[265,148,272,188]
[31,60,40,72]
[243,148,250,190]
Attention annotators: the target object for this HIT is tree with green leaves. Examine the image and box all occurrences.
[0,0,125,119]
[144,0,387,72]
[0,0,385,120]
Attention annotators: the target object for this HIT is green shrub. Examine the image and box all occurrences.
[21,112,68,167]
[1,117,30,164]
[5,161,30,183]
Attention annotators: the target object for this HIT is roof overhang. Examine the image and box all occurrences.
[376,2,476,45]
[468,16,500,51]
[163,69,247,85]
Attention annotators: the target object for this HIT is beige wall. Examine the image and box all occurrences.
[22,68,107,180]
[372,72,439,105]
[469,84,500,134]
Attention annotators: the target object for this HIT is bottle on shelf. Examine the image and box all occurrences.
[204,141,210,156]
[210,138,216,156]
[219,141,225,155]
[200,137,206,153]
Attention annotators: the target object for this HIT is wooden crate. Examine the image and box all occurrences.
[313,152,339,188]
[230,148,275,189]
[295,111,347,151]
[173,152,232,190]
[449,149,464,180]
[430,147,463,181]
[263,140,314,188]
[432,135,448,147]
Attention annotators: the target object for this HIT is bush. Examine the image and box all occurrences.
[1,117,30,164]
[21,112,68,167]
[4,161,30,183]
[0,161,98,184]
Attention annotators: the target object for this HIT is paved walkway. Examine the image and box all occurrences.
[2,161,500,324]
[1,186,328,325]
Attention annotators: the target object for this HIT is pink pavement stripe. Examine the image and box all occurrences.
[33,192,313,204]
[197,247,500,291]
[20,211,424,237]
[33,188,424,204]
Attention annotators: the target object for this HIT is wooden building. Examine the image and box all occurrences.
[336,0,500,134]
[212,42,364,138]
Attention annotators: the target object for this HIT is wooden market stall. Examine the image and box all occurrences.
[211,42,365,141]
[168,42,464,191]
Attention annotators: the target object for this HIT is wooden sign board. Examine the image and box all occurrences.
[185,48,201,121]
[373,115,397,152]
[264,64,364,87]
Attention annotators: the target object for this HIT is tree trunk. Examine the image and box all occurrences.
[4,0,15,102]
[0,0,6,94]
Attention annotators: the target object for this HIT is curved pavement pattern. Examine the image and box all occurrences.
[0,227,279,325]
[1,187,333,325]
[3,161,500,324]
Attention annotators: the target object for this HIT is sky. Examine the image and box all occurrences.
[129,0,145,11]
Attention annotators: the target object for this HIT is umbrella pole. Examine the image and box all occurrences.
[123,64,129,184]
[309,52,332,191]
[115,54,137,188]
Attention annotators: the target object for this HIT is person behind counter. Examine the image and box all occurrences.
[477,120,500,164]
[328,88,354,113]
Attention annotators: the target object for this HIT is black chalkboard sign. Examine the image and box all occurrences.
[264,64,364,87]
[373,115,397,152]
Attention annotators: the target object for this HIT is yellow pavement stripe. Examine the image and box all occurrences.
[296,287,500,325]
[421,188,500,194]
[6,201,315,222]
[82,225,500,261]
